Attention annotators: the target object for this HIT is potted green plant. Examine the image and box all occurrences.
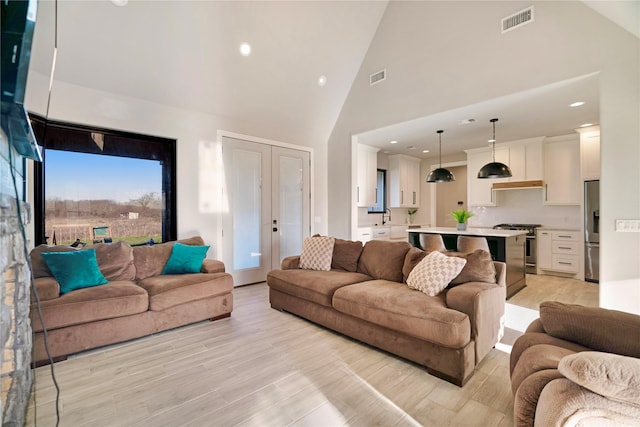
[450,208,473,231]
[407,208,418,224]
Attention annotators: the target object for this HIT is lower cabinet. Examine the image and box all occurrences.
[356,227,372,243]
[357,226,391,243]
[538,229,581,275]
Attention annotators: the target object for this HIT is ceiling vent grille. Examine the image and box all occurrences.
[370,69,386,86]
[502,6,534,33]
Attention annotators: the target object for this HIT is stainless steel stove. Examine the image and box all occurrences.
[493,224,541,273]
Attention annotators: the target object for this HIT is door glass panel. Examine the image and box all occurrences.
[232,149,261,270]
[279,155,303,261]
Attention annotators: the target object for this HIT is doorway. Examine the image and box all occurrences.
[221,136,310,285]
[434,165,468,226]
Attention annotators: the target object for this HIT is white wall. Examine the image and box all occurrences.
[328,1,640,313]
[25,74,330,259]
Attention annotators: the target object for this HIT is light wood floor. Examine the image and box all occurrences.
[28,274,598,427]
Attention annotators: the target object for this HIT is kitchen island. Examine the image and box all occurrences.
[408,227,528,298]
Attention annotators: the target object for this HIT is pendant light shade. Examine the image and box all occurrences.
[478,118,512,179]
[426,130,455,183]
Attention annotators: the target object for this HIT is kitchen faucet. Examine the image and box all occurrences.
[382,208,391,225]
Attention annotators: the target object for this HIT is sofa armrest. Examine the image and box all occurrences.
[446,281,506,363]
[201,259,226,274]
[281,256,300,270]
[31,277,60,302]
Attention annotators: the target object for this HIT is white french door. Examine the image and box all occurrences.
[221,136,310,285]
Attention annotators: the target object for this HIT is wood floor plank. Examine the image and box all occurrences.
[28,275,598,426]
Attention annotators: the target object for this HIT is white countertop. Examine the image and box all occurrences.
[407,226,528,237]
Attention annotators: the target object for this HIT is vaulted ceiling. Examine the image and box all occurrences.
[29,1,388,144]
[27,1,638,153]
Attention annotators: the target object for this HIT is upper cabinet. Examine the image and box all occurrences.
[543,135,581,205]
[578,125,600,180]
[506,138,544,182]
[356,144,379,207]
[389,154,421,208]
[465,146,509,206]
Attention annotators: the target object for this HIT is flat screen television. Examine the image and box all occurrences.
[1,0,42,161]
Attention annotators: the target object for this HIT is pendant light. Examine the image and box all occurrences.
[477,118,512,179]
[426,130,455,183]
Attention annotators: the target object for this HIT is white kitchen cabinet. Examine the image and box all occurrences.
[543,135,581,205]
[356,144,379,207]
[537,229,581,275]
[389,154,421,208]
[371,227,390,241]
[465,146,508,206]
[578,126,600,180]
[507,138,543,182]
[356,227,372,243]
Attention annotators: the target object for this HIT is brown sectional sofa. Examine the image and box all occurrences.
[510,301,640,426]
[267,239,507,386]
[30,236,233,364]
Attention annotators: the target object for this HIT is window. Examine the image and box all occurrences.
[367,169,386,214]
[30,115,177,246]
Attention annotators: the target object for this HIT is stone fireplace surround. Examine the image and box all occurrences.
[1,132,33,426]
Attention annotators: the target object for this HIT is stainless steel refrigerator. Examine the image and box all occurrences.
[584,180,599,282]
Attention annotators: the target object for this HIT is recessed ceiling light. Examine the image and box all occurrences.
[317,75,327,87]
[111,0,128,5]
[569,101,585,107]
[389,140,398,144]
[488,139,496,143]
[459,118,476,125]
[580,123,594,127]
[239,42,251,56]
[422,149,430,153]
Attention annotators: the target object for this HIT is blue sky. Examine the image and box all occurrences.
[45,150,161,202]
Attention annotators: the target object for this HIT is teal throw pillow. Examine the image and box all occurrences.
[41,248,108,295]
[162,242,210,275]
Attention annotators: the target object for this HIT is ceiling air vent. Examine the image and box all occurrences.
[370,69,386,86]
[502,6,534,33]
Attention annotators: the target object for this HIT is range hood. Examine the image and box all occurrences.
[492,180,544,190]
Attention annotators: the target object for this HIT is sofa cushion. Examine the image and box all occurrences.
[162,242,210,275]
[32,281,148,332]
[357,240,412,282]
[133,236,205,280]
[137,272,234,311]
[31,277,60,302]
[331,238,364,272]
[299,236,335,271]
[267,269,372,307]
[406,250,466,296]
[402,247,427,283]
[30,245,78,278]
[332,280,471,348]
[559,351,640,407]
[539,301,640,358]
[41,248,109,295]
[93,241,136,281]
[448,249,496,286]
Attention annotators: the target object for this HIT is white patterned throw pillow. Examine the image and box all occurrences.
[406,250,467,296]
[299,236,335,271]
